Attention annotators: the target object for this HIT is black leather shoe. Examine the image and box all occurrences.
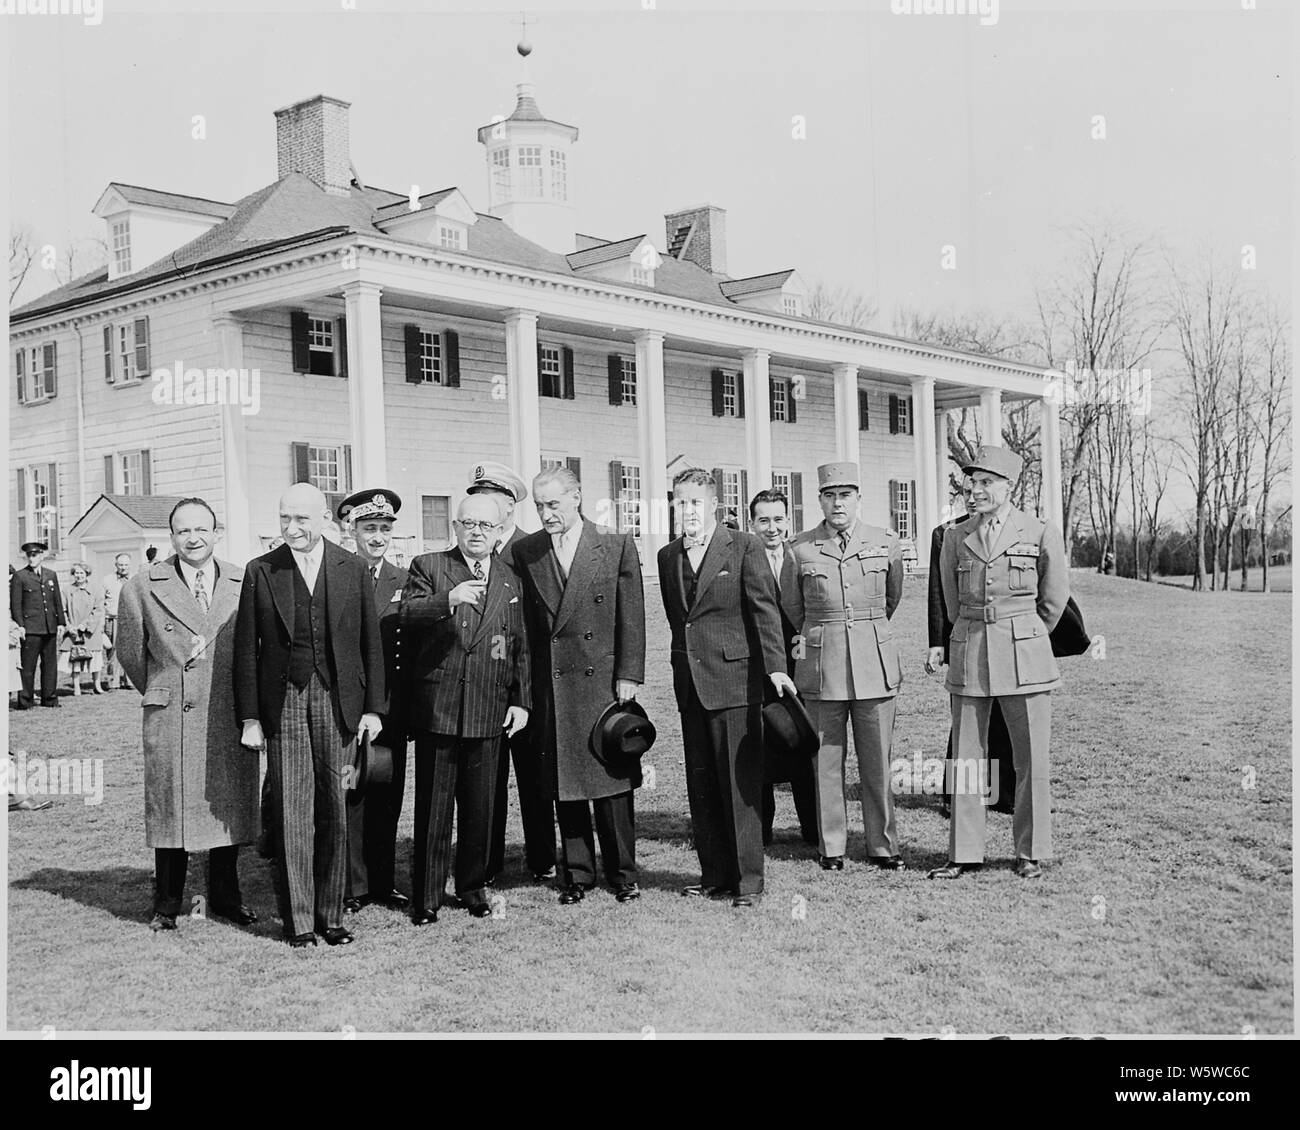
[680,884,730,899]
[343,896,365,914]
[380,889,410,909]
[614,883,640,903]
[411,908,439,926]
[532,866,557,883]
[732,893,761,908]
[211,902,258,925]
[870,856,905,871]
[558,884,588,905]
[148,913,177,932]
[467,903,493,918]
[288,933,317,948]
[322,926,354,946]
[1014,858,1043,880]
[819,855,845,871]
[927,861,981,880]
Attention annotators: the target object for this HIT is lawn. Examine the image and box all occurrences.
[5,570,1292,1034]
[1155,564,1291,593]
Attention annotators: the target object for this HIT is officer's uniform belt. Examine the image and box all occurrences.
[811,606,886,623]
[957,598,1037,623]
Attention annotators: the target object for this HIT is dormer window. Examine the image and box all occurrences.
[438,225,463,250]
[111,219,131,275]
[518,146,543,197]
[783,295,800,316]
[630,264,652,286]
[550,149,567,202]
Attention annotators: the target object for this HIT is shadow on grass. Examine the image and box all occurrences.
[12,865,157,923]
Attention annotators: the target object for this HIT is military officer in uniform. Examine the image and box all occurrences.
[928,446,1069,881]
[338,488,411,914]
[10,541,66,709]
[469,461,558,885]
[781,462,905,871]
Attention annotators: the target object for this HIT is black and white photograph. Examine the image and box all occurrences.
[3,0,1293,1054]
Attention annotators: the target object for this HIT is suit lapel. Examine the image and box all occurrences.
[373,559,399,615]
[554,521,600,635]
[524,535,563,620]
[987,508,1023,560]
[147,557,204,636]
[689,524,733,613]
[206,559,243,627]
[963,523,989,563]
[267,544,296,636]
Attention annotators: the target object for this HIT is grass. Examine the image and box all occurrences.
[5,570,1291,1034]
[1155,564,1291,593]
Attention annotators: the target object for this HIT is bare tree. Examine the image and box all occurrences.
[1132,413,1174,581]
[1035,221,1160,564]
[9,228,34,302]
[1213,309,1260,590]
[806,280,877,329]
[1251,304,1292,592]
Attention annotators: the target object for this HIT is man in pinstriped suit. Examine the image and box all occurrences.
[235,483,385,948]
[401,494,532,924]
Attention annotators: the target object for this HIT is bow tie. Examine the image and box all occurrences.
[684,537,707,550]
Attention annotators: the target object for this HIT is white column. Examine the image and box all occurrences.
[343,280,387,488]
[935,406,950,517]
[833,363,858,462]
[911,376,938,544]
[1040,394,1064,530]
[504,310,542,532]
[743,348,772,491]
[213,314,253,564]
[980,386,1003,445]
[635,330,669,562]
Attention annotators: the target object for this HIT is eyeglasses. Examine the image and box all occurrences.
[455,520,501,532]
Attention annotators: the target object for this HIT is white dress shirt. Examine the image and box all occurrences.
[290,539,325,594]
[765,545,785,582]
[177,558,217,604]
[551,521,583,577]
[685,522,717,572]
[465,552,491,582]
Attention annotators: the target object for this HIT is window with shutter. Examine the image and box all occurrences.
[421,495,451,550]
[769,377,788,423]
[790,471,804,533]
[897,395,912,436]
[15,469,27,547]
[618,461,642,539]
[291,442,310,484]
[608,460,624,532]
[133,317,150,377]
[561,346,575,399]
[858,389,869,430]
[141,449,152,495]
[404,325,423,384]
[103,325,115,383]
[291,311,311,373]
[442,329,460,387]
[538,346,563,398]
[607,354,623,406]
[889,394,900,434]
[15,349,24,403]
[565,456,582,484]
[43,342,58,399]
[711,369,725,416]
[104,455,115,494]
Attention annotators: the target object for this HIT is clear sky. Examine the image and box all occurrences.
[6,0,1293,332]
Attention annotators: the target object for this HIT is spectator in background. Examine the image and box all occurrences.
[61,563,104,696]
[100,553,133,691]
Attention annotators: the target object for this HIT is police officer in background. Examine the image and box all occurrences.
[928,446,1069,881]
[781,462,905,871]
[469,461,558,885]
[339,488,411,914]
[10,541,66,709]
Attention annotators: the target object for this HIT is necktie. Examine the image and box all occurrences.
[194,569,209,612]
[980,520,995,557]
[838,531,849,553]
[472,560,484,581]
[371,564,381,587]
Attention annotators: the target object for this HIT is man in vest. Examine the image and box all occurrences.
[928,446,1069,881]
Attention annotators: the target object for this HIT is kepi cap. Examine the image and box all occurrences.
[817,461,860,492]
[467,461,527,503]
[338,488,401,524]
[961,445,1023,482]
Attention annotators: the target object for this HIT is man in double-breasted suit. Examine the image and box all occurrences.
[469,461,558,885]
[781,461,906,871]
[117,499,260,931]
[515,468,646,905]
[234,483,385,947]
[658,468,796,908]
[929,446,1069,881]
[338,487,411,914]
[401,493,531,923]
[749,489,818,847]
[926,476,1015,816]
[10,541,66,708]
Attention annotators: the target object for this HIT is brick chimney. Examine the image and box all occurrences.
[664,204,727,276]
[274,94,352,197]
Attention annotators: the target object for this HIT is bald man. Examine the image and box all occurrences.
[235,483,385,948]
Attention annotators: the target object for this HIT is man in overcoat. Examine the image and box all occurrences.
[116,498,259,931]
[514,467,646,905]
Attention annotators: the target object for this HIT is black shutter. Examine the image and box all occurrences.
[133,317,150,377]
[15,349,24,403]
[443,329,460,387]
[788,380,797,424]
[336,318,348,378]
[404,325,423,384]
[103,325,114,384]
[46,463,59,551]
[858,389,869,430]
[141,449,152,495]
[562,346,575,399]
[711,369,724,416]
[791,471,804,533]
[910,478,918,540]
[769,377,779,422]
[291,311,310,373]
[907,395,915,435]
[292,442,310,484]
[735,371,745,418]
[537,342,545,395]
[712,465,725,524]
[104,455,115,494]
[44,342,57,399]
[739,470,749,518]
[343,445,353,490]
[607,354,623,405]
[888,479,899,531]
[16,469,26,547]
[566,456,582,484]
[609,460,623,532]
[889,394,900,435]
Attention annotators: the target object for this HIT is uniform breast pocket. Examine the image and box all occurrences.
[1007,554,1038,593]
[873,623,903,690]
[1011,615,1058,685]
[957,562,973,596]
[801,565,830,600]
[947,620,969,686]
[861,555,888,598]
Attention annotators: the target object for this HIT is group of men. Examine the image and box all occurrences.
[93,440,1068,948]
